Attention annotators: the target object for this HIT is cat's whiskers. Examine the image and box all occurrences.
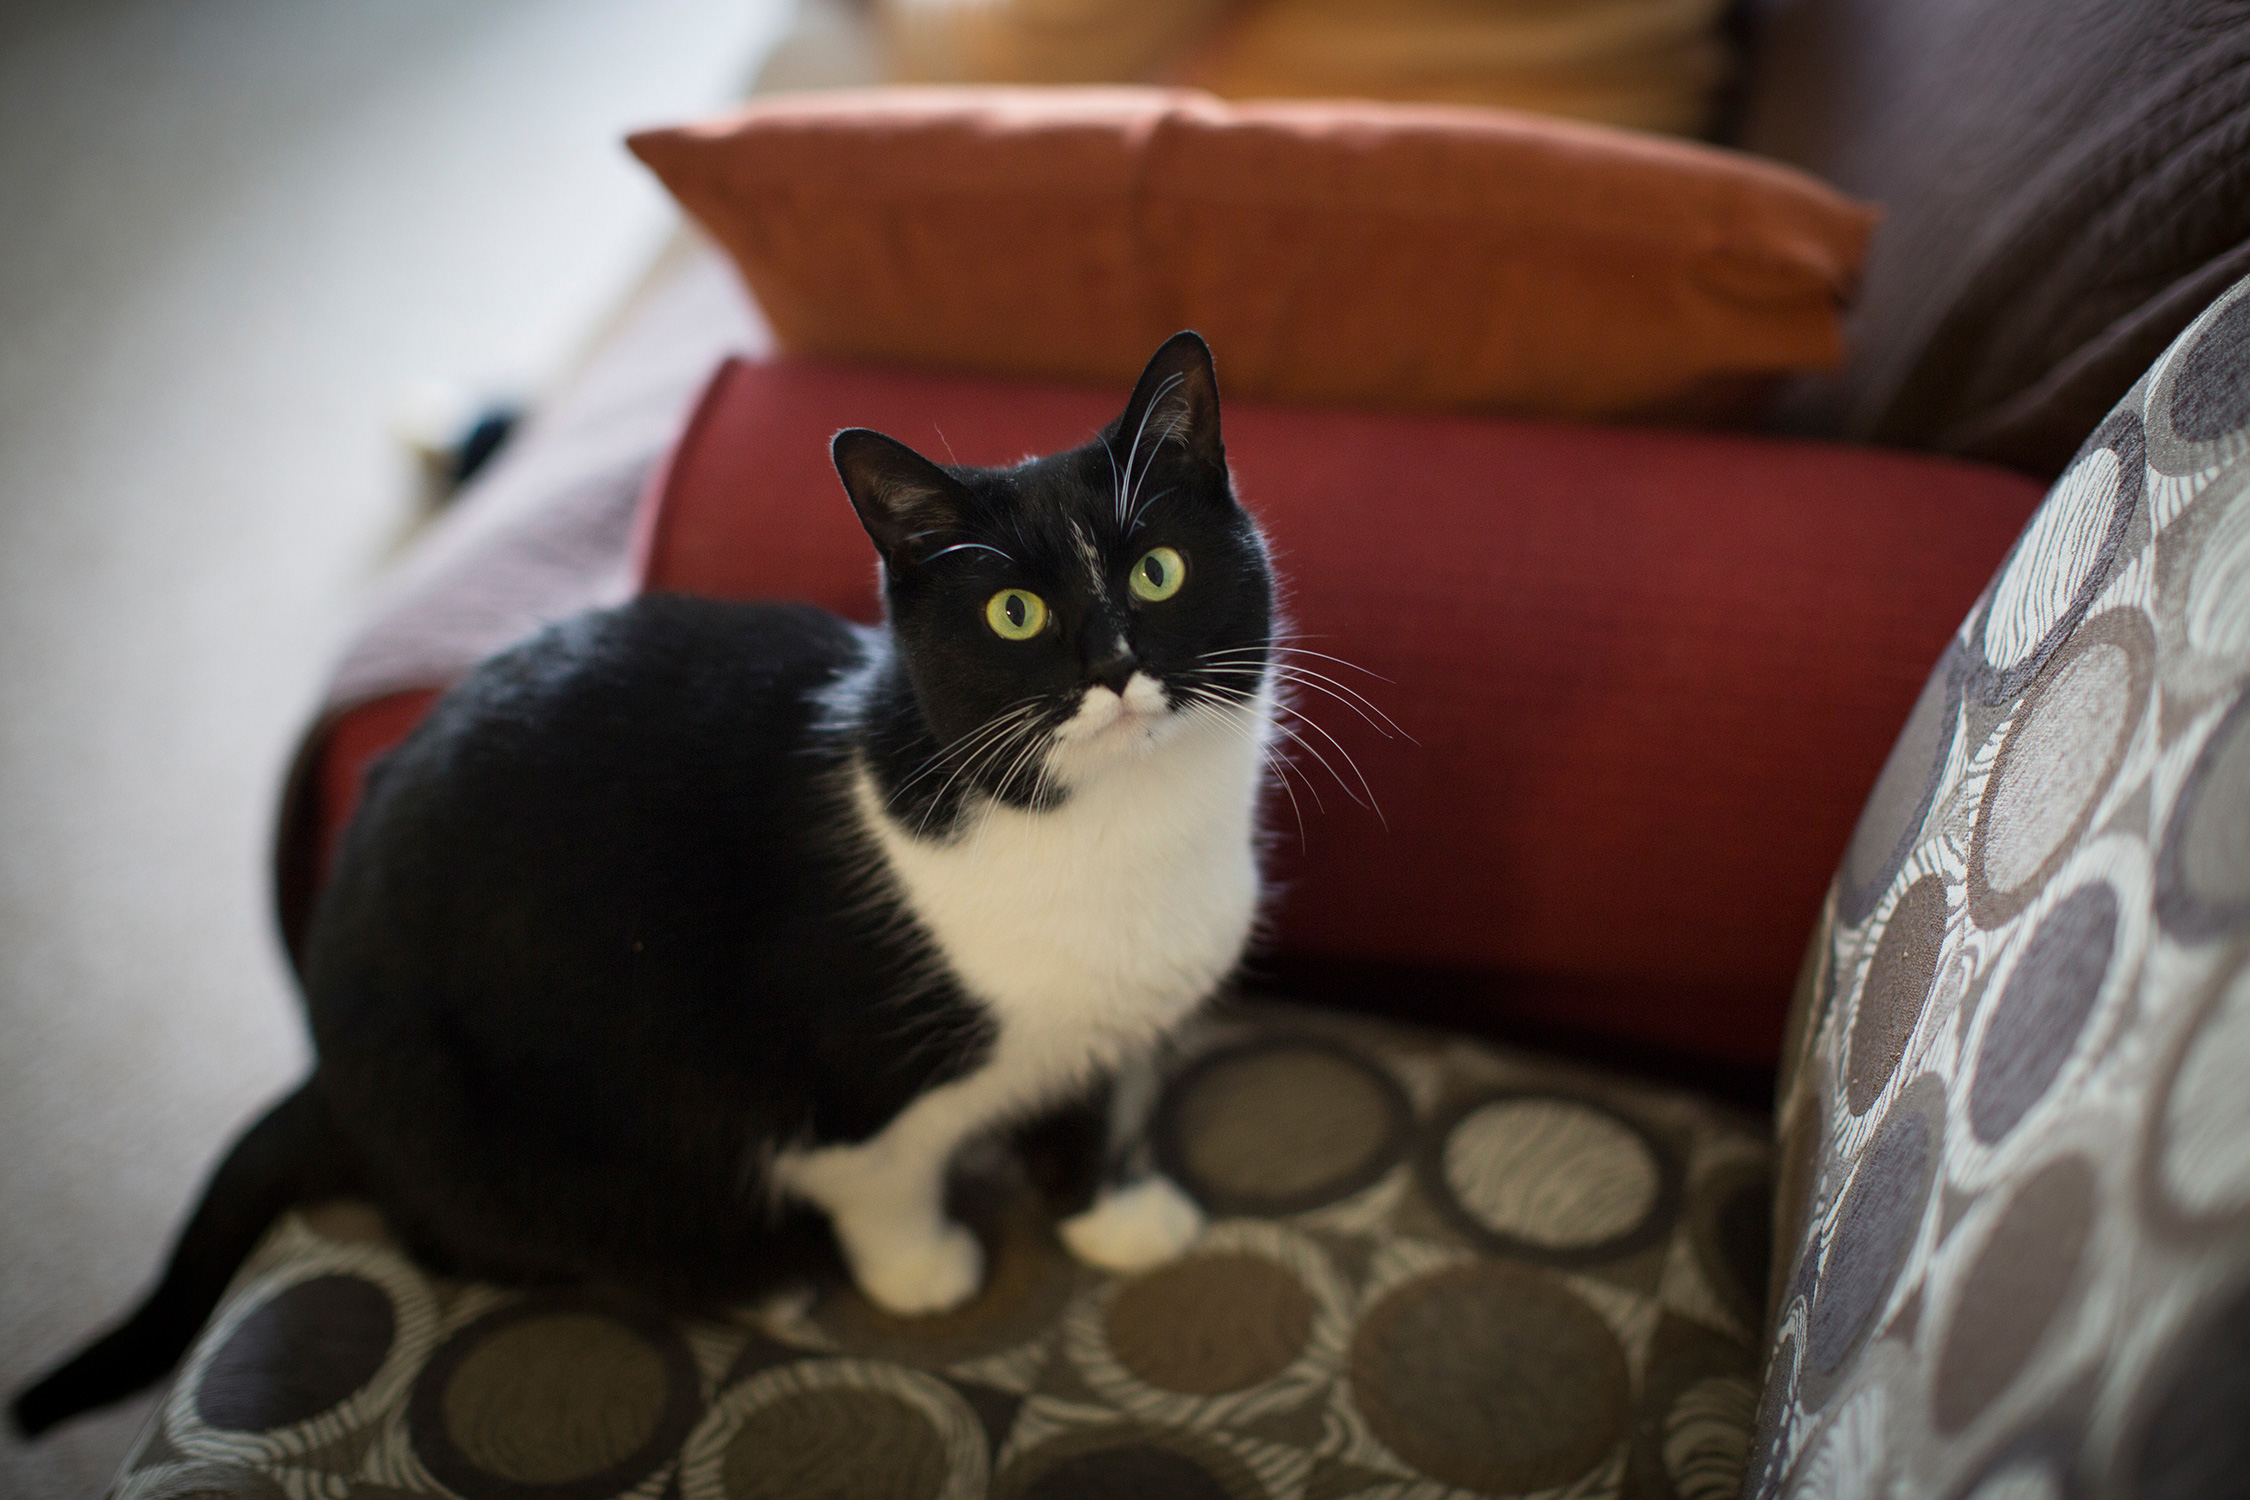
[889,698,1039,806]
[1198,640,1411,747]
[1187,664,1383,825]
[895,699,1047,836]
[981,701,1060,805]
[1199,662,1407,743]
[1178,688,1310,847]
[985,712,1059,812]
[1266,713,1383,824]
[1202,639,1395,689]
[1201,643,1403,719]
[1235,639,1395,685]
[915,708,1051,838]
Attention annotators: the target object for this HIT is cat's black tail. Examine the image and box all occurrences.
[10,1078,358,1439]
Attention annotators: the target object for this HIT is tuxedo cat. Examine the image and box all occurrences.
[13,331,1277,1436]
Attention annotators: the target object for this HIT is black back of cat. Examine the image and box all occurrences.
[16,330,1273,1436]
[15,603,958,1439]
[305,597,996,1296]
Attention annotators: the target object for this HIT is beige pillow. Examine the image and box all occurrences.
[879,0,1732,136]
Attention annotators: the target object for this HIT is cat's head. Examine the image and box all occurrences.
[833,331,1274,814]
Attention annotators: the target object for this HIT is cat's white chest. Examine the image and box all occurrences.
[856,715,1264,1056]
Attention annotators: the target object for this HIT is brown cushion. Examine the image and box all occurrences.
[1736,0,2250,477]
[627,86,1878,422]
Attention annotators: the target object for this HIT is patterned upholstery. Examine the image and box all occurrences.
[1751,276,2250,1496]
[109,1004,1771,1500]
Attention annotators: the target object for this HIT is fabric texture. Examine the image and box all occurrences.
[1750,276,2250,1494]
[625,86,1878,423]
[879,0,1735,137]
[105,1003,1772,1500]
[300,354,2044,1068]
[1736,0,2250,479]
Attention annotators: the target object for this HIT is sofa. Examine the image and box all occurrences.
[51,0,2250,1495]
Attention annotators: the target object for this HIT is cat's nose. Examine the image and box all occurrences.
[1088,647,1139,694]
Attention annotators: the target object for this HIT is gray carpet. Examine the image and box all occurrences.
[0,2,791,1492]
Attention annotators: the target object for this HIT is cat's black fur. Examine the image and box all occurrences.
[15,331,1272,1436]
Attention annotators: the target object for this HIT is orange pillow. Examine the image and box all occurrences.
[627,87,1878,421]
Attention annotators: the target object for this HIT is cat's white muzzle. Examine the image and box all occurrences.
[1051,672,1175,765]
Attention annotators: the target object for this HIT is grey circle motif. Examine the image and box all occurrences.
[2158,690,2250,939]
[408,1293,701,1500]
[2169,290,2250,444]
[1439,1096,1660,1249]
[1416,1090,1681,1265]
[1839,649,1963,924]
[1969,885,2119,1144]
[1847,875,1949,1116]
[1153,1036,1413,1216]
[1970,610,2152,928]
[1931,1156,2097,1432]
[1969,410,2144,706]
[2143,963,2250,1235]
[1808,1082,1941,1385]
[197,1273,395,1433]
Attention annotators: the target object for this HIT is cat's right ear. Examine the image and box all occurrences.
[832,429,965,567]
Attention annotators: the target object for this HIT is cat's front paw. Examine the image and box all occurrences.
[1060,1175,1205,1274]
[851,1220,986,1317]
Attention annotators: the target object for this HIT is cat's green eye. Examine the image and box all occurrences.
[985,588,1048,640]
[1130,546,1185,603]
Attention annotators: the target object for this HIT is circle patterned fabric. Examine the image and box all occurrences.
[110,1004,1770,1500]
[1751,274,2250,1498]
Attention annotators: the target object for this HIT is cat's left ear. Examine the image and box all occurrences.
[832,428,967,566]
[1108,330,1224,481]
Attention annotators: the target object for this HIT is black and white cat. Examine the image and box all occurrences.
[14,330,1277,1435]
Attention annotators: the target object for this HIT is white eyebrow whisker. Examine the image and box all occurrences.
[1104,437,1126,528]
[1125,400,1189,530]
[1127,486,1177,537]
[1114,371,1187,535]
[921,541,1015,565]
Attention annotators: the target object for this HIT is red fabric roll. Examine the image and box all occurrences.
[313,355,2045,1065]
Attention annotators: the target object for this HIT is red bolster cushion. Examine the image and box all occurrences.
[314,356,2045,1066]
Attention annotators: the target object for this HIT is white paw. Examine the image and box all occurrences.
[1060,1175,1206,1274]
[850,1221,985,1316]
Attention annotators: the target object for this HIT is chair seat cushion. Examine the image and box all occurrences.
[108,1002,1772,1500]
